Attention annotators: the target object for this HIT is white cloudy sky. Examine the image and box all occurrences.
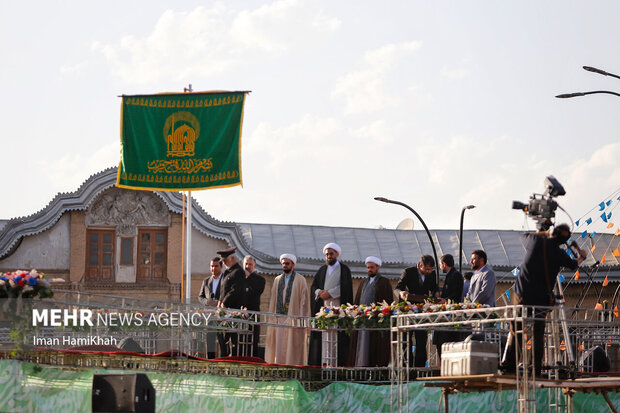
[2,1,620,232]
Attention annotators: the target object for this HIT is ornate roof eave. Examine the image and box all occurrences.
[0,168,118,259]
[0,168,281,269]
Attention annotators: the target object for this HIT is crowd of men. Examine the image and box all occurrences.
[198,225,586,373]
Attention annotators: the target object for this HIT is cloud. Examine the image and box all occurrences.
[231,0,340,52]
[43,141,119,189]
[92,1,340,84]
[331,41,422,115]
[561,142,620,224]
[246,113,345,171]
[350,119,395,146]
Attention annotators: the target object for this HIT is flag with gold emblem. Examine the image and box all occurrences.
[117,91,248,191]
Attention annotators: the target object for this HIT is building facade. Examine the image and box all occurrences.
[1,168,618,311]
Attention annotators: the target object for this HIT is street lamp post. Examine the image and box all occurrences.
[556,66,620,99]
[459,205,476,275]
[374,197,440,285]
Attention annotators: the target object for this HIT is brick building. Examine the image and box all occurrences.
[1,168,618,311]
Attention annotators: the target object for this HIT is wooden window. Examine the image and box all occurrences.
[85,229,115,281]
[120,238,133,265]
[137,229,167,282]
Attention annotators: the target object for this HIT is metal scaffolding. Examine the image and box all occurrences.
[390,305,620,413]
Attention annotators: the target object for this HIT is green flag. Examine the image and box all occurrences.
[117,91,247,191]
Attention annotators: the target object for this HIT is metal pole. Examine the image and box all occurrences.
[374,197,440,285]
[459,205,476,275]
[183,84,193,305]
[186,191,192,304]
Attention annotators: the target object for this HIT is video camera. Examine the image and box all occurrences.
[512,176,566,231]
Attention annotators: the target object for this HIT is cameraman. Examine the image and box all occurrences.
[502,223,587,376]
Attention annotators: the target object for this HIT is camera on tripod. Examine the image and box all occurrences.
[512,176,566,231]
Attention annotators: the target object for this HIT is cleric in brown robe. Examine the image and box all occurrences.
[265,253,310,365]
[348,256,394,367]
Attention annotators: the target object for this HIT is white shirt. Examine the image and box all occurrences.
[211,276,221,296]
[327,261,340,276]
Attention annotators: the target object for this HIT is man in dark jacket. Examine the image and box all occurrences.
[218,246,247,356]
[242,255,266,358]
[198,256,224,358]
[198,257,223,307]
[433,254,463,360]
[395,255,439,367]
[308,242,354,366]
[502,224,587,376]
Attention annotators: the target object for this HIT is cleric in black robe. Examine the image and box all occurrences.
[348,256,394,367]
[308,242,354,366]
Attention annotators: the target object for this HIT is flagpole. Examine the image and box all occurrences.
[184,84,194,305]
[181,193,186,302]
[186,190,192,304]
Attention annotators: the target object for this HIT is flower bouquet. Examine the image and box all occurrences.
[314,300,492,332]
[0,270,53,299]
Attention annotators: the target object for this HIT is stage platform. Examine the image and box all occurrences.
[419,374,620,412]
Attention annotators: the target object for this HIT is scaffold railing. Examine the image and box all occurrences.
[390,304,620,413]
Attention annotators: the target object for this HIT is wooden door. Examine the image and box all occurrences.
[85,230,115,281]
[137,229,167,281]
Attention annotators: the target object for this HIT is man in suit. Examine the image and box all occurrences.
[242,255,266,358]
[465,250,496,306]
[433,254,464,360]
[198,256,224,358]
[218,246,247,356]
[395,255,439,367]
[308,242,354,366]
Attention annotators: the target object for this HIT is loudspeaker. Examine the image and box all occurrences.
[92,373,155,413]
[118,337,145,353]
[581,346,611,373]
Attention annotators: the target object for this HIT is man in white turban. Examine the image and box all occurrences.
[308,243,353,366]
[265,254,310,365]
[348,256,394,367]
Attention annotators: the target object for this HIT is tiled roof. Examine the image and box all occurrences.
[2,168,618,282]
